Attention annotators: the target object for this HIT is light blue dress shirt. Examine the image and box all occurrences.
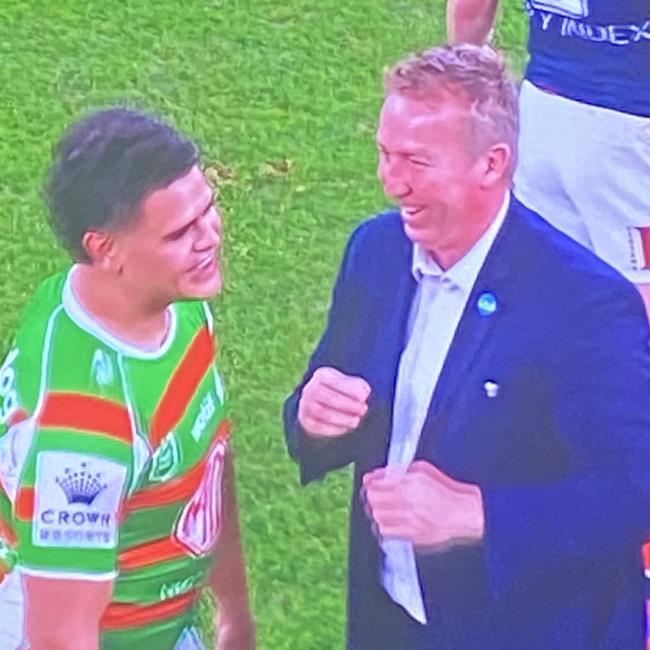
[381,194,510,623]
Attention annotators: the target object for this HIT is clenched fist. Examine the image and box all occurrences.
[298,367,372,438]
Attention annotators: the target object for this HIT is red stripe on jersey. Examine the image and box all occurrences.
[118,535,187,571]
[149,327,215,451]
[39,392,132,444]
[14,487,34,521]
[127,420,230,512]
[0,516,16,546]
[100,588,199,630]
[635,227,650,270]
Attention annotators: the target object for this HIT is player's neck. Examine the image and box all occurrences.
[71,264,171,349]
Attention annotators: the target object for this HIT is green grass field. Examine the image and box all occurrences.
[1,2,527,647]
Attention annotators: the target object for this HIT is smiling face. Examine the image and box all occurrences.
[110,164,222,307]
[377,92,491,256]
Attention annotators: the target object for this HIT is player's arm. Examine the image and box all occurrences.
[23,574,113,650]
[209,451,255,650]
[447,0,500,44]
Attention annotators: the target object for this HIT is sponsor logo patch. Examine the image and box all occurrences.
[160,571,203,601]
[33,452,127,549]
[529,0,589,19]
[149,432,182,482]
[190,392,216,442]
[627,227,650,270]
[174,440,227,556]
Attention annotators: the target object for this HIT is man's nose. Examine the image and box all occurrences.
[196,210,221,250]
[378,160,410,200]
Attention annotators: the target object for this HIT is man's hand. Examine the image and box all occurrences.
[216,609,256,650]
[362,460,485,551]
[298,367,371,438]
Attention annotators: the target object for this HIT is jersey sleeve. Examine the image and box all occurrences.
[1,302,133,581]
[0,341,34,581]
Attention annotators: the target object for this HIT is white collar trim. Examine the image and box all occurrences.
[62,265,178,360]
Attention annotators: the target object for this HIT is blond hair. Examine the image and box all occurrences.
[385,44,519,172]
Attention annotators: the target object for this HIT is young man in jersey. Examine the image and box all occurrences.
[446,0,650,312]
[0,108,255,650]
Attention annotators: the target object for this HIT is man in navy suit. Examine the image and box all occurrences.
[283,44,650,649]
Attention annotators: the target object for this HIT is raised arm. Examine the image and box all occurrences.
[447,0,500,44]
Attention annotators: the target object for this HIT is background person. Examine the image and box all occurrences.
[447,0,650,314]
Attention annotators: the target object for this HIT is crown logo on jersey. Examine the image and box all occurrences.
[55,462,108,505]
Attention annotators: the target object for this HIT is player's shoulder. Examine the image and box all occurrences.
[14,272,68,348]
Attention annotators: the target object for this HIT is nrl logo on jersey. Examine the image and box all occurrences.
[91,349,114,387]
[149,432,182,482]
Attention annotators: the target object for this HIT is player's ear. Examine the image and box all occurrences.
[480,142,512,188]
[81,230,120,271]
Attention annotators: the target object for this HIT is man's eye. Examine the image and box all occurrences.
[166,227,189,241]
[410,159,430,167]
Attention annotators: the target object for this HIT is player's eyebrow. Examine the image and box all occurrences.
[162,193,215,240]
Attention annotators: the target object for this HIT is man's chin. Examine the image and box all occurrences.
[179,272,223,301]
[402,221,426,245]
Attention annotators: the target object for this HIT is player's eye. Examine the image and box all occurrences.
[164,225,191,241]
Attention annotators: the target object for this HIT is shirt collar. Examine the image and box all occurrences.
[411,192,510,291]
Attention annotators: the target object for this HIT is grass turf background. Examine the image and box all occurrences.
[0,2,526,647]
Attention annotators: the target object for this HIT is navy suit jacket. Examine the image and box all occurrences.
[284,197,650,649]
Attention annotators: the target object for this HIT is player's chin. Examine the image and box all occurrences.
[179,267,223,300]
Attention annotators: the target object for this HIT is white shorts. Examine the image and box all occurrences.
[0,571,25,650]
[514,80,650,284]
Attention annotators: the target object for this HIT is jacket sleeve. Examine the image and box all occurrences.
[482,282,650,597]
[283,224,373,484]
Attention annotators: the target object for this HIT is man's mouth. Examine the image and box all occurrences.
[189,252,217,274]
[400,206,425,222]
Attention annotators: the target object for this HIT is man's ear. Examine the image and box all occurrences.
[81,231,121,271]
[480,143,512,188]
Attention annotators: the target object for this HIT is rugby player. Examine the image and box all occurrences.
[447,0,650,313]
[0,107,255,650]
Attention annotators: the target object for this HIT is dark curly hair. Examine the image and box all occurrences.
[45,107,200,262]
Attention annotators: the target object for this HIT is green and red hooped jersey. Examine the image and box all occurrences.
[0,267,231,649]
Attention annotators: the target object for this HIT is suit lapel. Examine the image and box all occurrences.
[424,206,516,422]
[365,224,417,465]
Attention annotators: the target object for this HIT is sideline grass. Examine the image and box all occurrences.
[0,2,526,647]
